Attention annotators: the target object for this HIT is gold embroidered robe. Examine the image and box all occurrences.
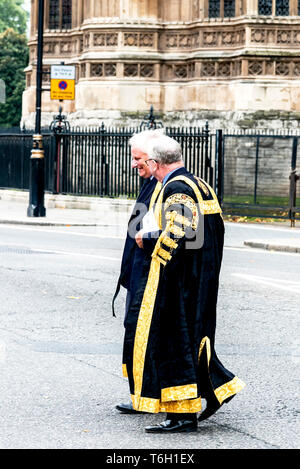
[122,167,245,413]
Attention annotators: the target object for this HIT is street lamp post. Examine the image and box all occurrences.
[27,0,46,217]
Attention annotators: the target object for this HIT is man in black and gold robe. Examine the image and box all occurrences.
[122,132,245,433]
[113,130,162,414]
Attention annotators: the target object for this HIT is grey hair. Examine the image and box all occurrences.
[147,134,183,165]
[129,128,165,153]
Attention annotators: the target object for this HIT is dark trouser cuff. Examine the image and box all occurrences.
[166,412,197,422]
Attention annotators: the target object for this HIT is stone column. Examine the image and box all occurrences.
[164,0,183,22]
[121,0,159,20]
[148,0,159,19]
[43,0,48,30]
[71,0,77,28]
[30,0,37,36]
[77,0,83,26]
[83,0,91,20]
[236,0,246,15]
[191,0,201,21]
[90,0,95,18]
[290,0,298,15]
[245,0,258,15]
[202,0,209,19]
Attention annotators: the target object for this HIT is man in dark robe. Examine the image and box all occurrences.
[122,133,245,432]
[113,130,162,414]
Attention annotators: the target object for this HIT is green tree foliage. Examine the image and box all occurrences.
[0,28,29,127]
[0,0,28,35]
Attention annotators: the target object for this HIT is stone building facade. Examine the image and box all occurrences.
[22,0,300,129]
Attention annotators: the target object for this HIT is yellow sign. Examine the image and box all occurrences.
[50,79,75,100]
[50,65,76,101]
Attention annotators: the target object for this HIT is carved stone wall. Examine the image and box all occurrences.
[22,0,300,129]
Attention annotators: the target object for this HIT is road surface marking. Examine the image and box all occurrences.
[232,273,300,294]
[0,224,125,239]
[0,242,121,262]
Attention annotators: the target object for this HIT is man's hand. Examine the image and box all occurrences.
[135,230,145,249]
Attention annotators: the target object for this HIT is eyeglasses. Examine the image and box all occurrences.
[144,159,158,166]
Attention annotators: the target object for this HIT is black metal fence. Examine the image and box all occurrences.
[51,124,216,198]
[219,131,300,222]
[0,124,299,223]
[0,132,56,192]
[0,123,217,199]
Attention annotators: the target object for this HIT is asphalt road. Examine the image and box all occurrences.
[0,221,299,450]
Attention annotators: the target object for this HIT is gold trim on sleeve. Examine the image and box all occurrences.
[214,377,246,405]
[161,384,198,402]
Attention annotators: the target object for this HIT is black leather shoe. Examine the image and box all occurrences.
[145,419,197,433]
[115,402,145,414]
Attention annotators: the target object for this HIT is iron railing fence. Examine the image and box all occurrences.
[53,127,140,198]
[53,125,214,198]
[0,132,56,192]
[0,125,299,224]
[0,124,215,199]
[220,132,300,221]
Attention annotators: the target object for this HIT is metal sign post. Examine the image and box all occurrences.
[49,64,74,194]
[27,0,46,217]
[50,65,76,101]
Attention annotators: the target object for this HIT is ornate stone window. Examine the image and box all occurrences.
[224,0,235,17]
[209,0,235,18]
[258,0,289,16]
[275,0,289,15]
[49,0,72,30]
[258,0,272,14]
[209,0,220,17]
[90,63,117,77]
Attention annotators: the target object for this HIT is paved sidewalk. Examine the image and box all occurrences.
[0,200,105,226]
[0,191,133,227]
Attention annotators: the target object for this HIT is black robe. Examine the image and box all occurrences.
[112,177,162,317]
[122,167,245,413]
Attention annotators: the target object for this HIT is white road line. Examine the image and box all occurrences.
[0,224,126,239]
[0,242,121,262]
[231,273,300,294]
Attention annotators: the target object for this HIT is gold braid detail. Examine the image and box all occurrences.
[164,175,222,216]
[164,194,198,229]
